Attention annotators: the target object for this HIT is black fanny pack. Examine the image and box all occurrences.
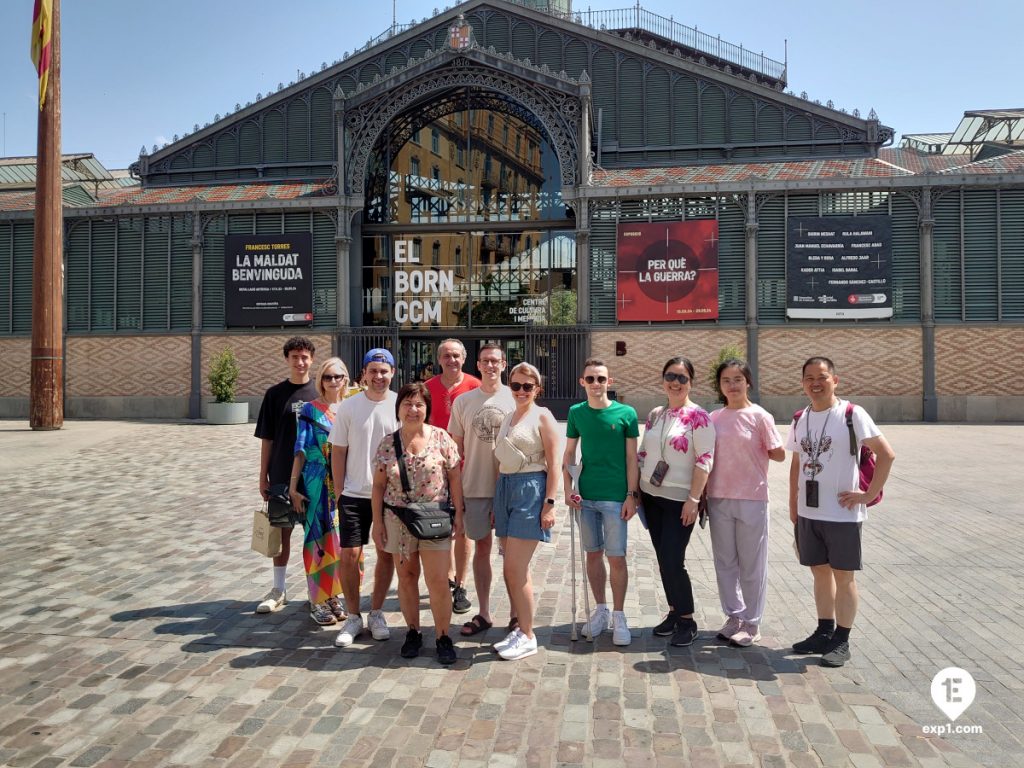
[386,431,453,541]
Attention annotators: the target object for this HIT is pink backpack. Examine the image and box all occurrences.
[793,402,882,507]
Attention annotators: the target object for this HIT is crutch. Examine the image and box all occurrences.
[567,462,592,643]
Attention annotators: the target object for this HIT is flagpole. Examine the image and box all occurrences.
[30,0,63,430]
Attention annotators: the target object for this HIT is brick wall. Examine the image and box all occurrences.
[201,334,334,398]
[936,327,1024,396]
[758,328,923,396]
[591,329,746,401]
[0,339,31,397]
[66,336,191,397]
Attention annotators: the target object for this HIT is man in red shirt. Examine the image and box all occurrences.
[425,338,480,614]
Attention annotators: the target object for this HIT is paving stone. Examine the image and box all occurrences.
[0,421,1014,768]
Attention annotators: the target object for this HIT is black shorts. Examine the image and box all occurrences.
[339,495,373,548]
[797,517,862,571]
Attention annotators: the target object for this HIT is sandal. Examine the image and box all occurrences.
[460,614,493,637]
[310,602,338,626]
[326,596,347,621]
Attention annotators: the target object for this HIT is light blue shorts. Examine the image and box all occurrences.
[579,499,628,557]
[494,471,550,543]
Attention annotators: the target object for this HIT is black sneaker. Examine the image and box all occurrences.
[820,640,851,667]
[436,634,457,665]
[792,629,834,655]
[669,618,698,647]
[400,628,423,659]
[652,611,679,637]
[452,585,471,615]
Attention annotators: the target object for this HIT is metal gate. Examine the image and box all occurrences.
[336,327,399,383]
[524,325,590,418]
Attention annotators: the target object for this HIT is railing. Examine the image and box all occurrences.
[367,2,786,83]
[575,6,786,82]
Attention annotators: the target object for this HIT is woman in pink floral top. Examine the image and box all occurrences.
[371,382,464,665]
[638,357,715,647]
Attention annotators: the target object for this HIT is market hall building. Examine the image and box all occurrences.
[2,0,1023,421]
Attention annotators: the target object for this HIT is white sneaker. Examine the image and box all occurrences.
[493,628,521,653]
[368,609,390,641]
[498,631,538,660]
[612,612,632,646]
[255,588,287,614]
[334,614,364,647]
[582,606,611,639]
[731,620,761,647]
[716,616,742,641]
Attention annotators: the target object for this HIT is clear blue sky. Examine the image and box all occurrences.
[1,0,1019,170]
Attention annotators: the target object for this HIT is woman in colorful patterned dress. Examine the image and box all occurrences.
[638,356,715,647]
[290,357,349,626]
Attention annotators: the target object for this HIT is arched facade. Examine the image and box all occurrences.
[2,0,1023,421]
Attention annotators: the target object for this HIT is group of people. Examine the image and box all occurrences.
[254,336,894,669]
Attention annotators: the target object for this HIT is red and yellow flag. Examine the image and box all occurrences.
[30,0,54,110]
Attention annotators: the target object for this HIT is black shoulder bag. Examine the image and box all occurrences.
[384,431,454,540]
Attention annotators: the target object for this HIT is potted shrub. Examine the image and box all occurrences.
[207,348,248,424]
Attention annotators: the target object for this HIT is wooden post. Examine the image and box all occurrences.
[30,0,63,429]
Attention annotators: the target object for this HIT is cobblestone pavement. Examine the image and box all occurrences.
[0,420,1020,768]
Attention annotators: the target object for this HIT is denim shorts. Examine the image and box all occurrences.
[579,499,628,557]
[494,471,549,543]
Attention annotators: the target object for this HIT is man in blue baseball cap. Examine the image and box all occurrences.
[328,347,399,647]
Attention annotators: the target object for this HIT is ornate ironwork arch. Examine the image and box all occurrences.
[342,56,582,195]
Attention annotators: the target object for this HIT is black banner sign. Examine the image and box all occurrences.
[225,233,313,327]
[787,215,892,319]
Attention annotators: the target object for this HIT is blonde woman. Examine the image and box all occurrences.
[490,362,561,661]
[290,357,349,626]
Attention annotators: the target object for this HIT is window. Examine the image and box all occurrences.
[412,129,421,145]
[431,129,440,154]
[487,115,495,136]
[410,156,420,177]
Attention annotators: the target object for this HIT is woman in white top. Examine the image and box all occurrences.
[489,362,560,661]
[638,356,715,647]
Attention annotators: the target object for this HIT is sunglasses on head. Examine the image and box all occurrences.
[322,374,347,382]
[663,372,690,384]
[583,375,608,384]
[510,382,535,392]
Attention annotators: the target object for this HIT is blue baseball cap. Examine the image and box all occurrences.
[362,348,395,367]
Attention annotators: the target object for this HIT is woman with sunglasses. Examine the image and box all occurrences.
[290,357,350,626]
[706,359,785,647]
[490,362,561,660]
[638,357,715,646]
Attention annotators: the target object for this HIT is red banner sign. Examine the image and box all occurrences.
[616,221,719,321]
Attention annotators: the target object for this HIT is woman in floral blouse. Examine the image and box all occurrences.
[371,382,464,666]
[638,356,715,647]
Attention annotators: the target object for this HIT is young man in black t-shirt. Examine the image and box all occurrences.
[254,336,318,613]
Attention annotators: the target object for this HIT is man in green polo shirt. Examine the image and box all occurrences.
[562,358,640,646]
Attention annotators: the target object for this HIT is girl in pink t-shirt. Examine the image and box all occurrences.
[707,359,785,647]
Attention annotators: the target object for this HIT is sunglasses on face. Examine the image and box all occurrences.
[510,382,535,392]
[663,372,690,384]
[583,375,608,384]
[322,374,347,382]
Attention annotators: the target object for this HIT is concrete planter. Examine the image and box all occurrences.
[207,401,249,425]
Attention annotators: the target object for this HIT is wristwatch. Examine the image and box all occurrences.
[545,498,555,506]
[628,490,639,500]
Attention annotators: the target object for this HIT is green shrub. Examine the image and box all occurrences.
[208,348,240,403]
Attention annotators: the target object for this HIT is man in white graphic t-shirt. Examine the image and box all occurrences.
[786,356,895,668]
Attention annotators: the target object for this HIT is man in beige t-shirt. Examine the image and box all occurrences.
[448,342,515,635]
